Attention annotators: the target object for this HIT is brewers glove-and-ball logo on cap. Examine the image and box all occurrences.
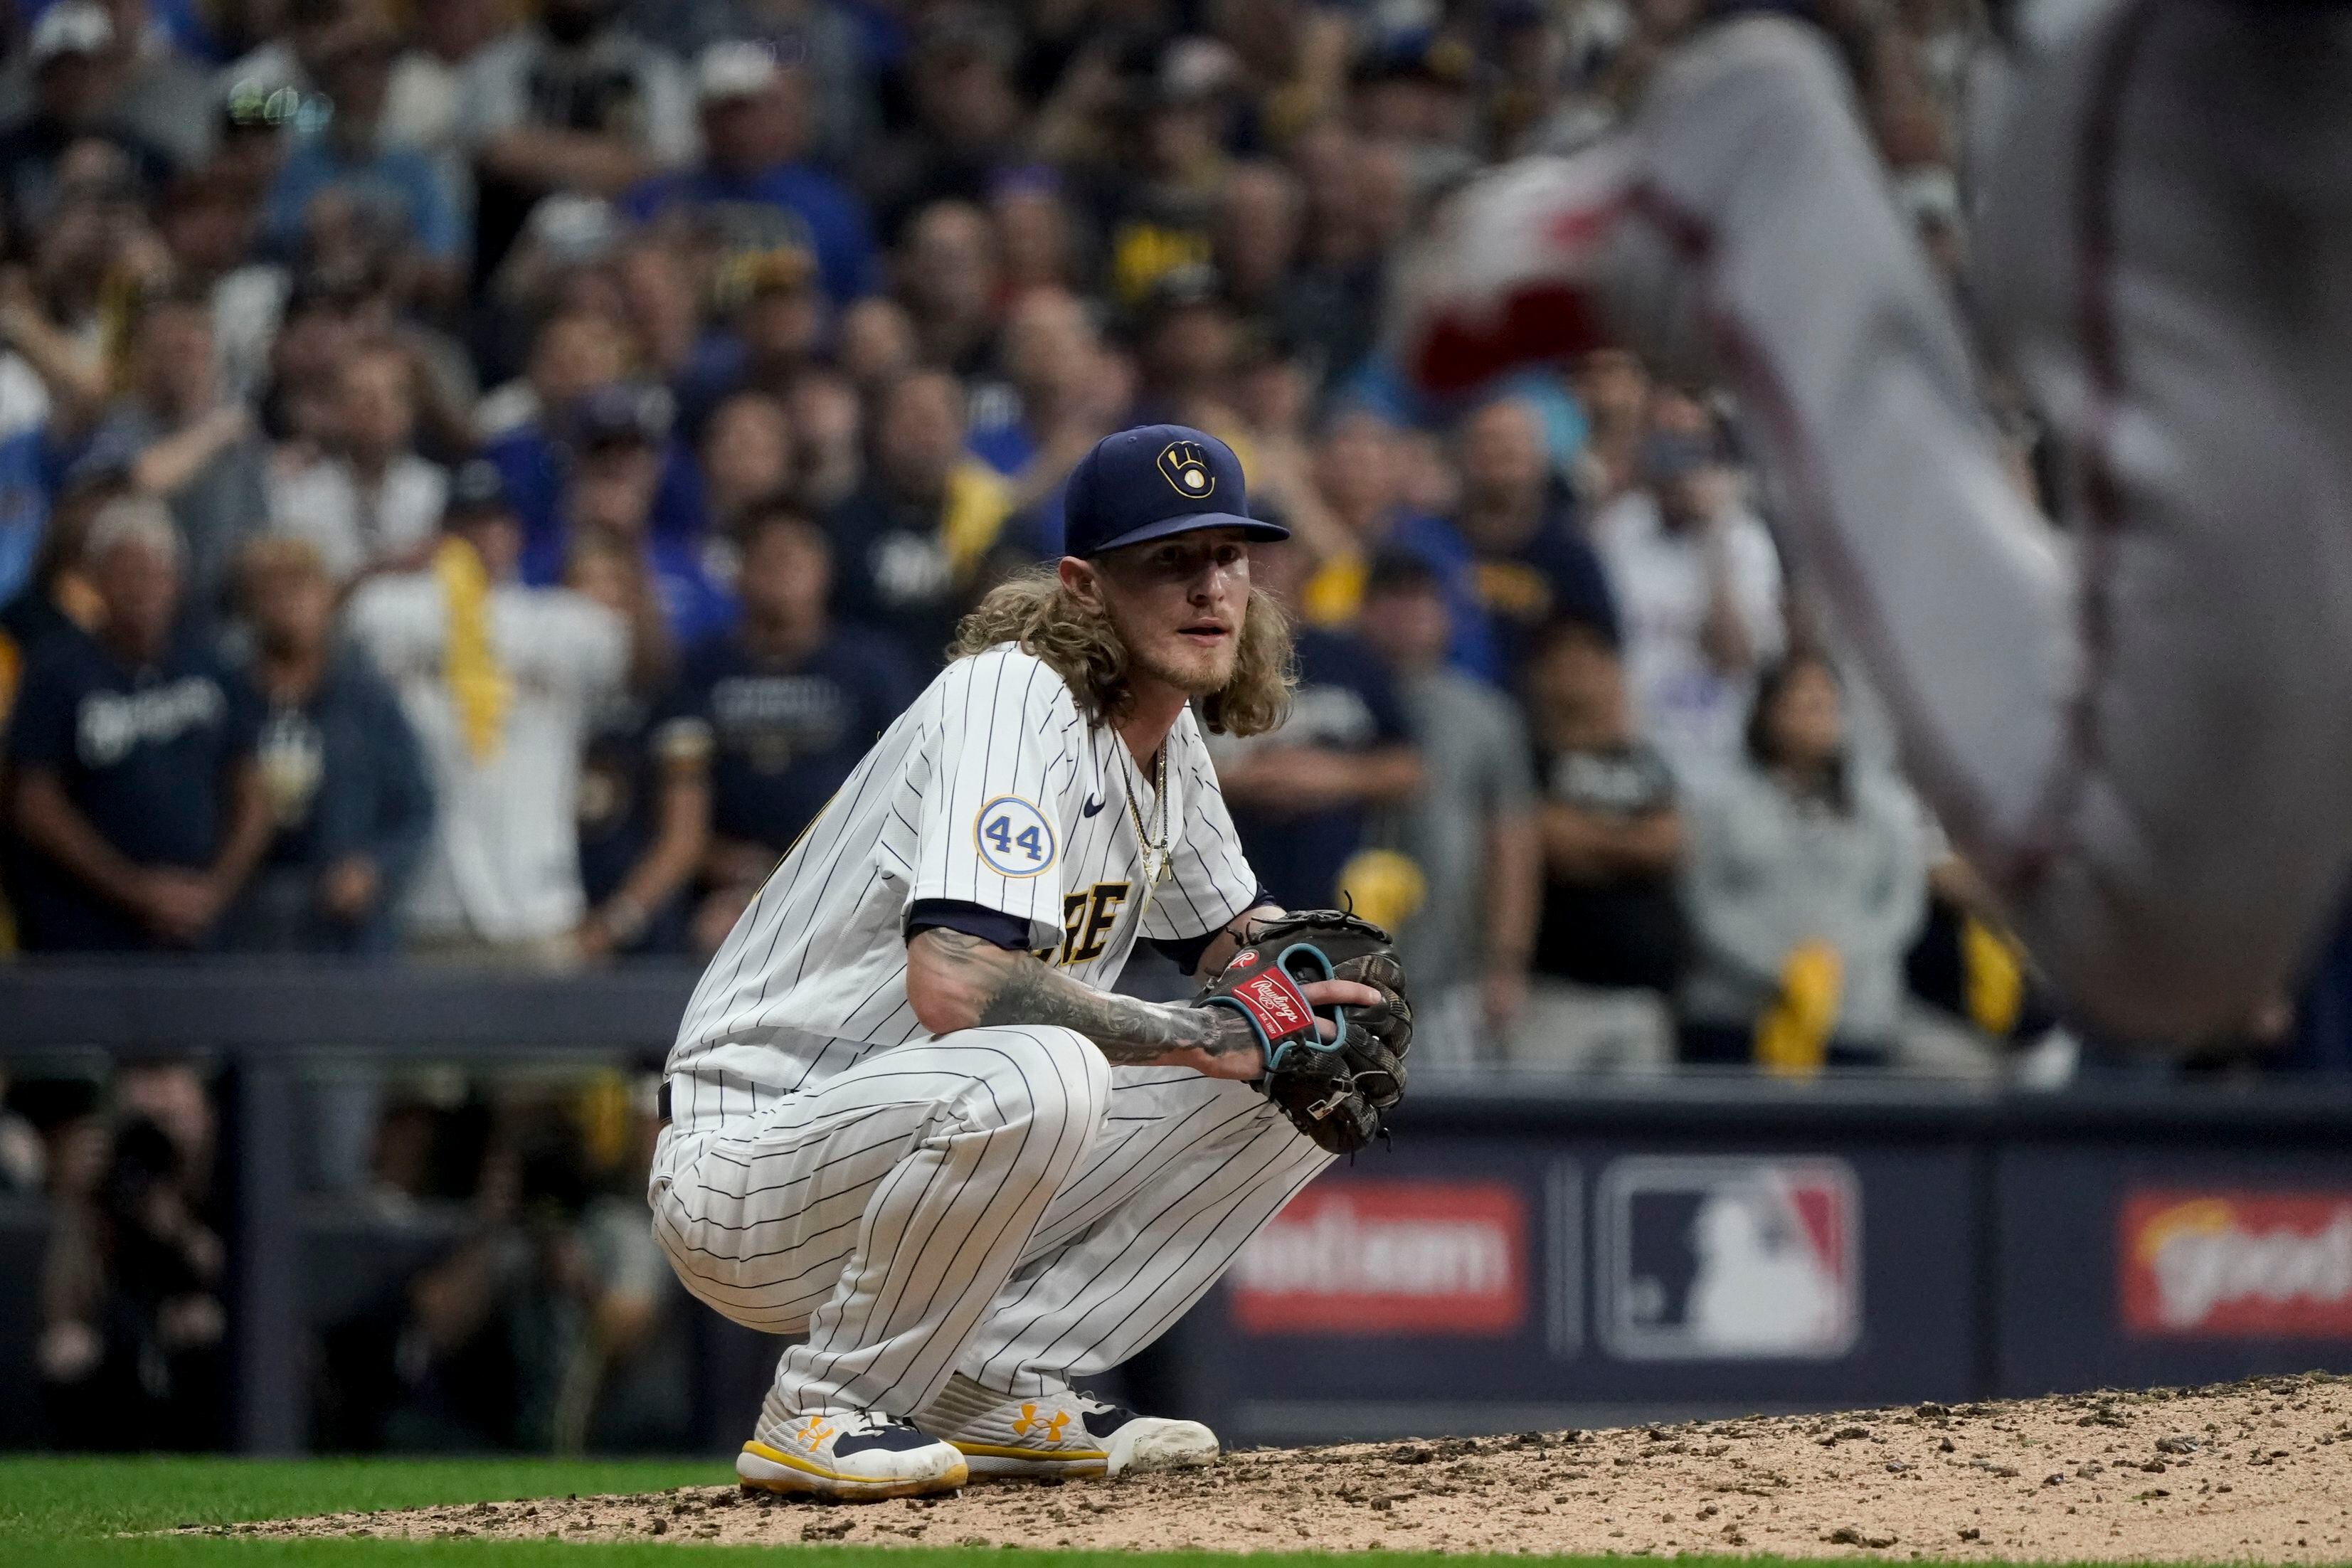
[1158,440,1217,497]
[1059,423,1290,558]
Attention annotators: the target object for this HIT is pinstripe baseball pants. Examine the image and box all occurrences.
[648,1027,1331,1416]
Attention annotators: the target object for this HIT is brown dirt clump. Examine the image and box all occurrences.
[216,1374,2352,1559]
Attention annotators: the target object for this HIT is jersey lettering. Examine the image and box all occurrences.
[1033,881,1133,967]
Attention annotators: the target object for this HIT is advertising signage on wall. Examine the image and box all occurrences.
[1228,1180,1530,1335]
[2119,1190,2352,1338]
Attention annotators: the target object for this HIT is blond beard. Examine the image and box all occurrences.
[1105,600,1240,699]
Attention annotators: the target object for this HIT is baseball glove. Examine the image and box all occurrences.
[1196,910,1413,1155]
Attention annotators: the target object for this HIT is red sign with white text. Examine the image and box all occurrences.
[2119,1191,2352,1337]
[1229,1180,1527,1335]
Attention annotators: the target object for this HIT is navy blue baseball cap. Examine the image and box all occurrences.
[1061,424,1290,558]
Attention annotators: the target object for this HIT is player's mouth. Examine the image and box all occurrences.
[1176,620,1231,647]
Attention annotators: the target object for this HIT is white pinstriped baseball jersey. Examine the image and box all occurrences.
[664,645,1261,1122]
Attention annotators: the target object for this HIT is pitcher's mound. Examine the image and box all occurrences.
[223,1374,2352,1559]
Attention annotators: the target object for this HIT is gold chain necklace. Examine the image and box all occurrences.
[1118,736,1172,891]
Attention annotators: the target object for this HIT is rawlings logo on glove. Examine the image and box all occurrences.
[1197,910,1413,1155]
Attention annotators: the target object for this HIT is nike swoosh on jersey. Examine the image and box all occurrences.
[1081,795,1106,817]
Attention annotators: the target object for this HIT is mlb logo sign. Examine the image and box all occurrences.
[1597,1157,1860,1360]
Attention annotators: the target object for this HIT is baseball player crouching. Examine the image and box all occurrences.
[650,425,1414,1500]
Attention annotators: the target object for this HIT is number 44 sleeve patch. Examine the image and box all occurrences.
[974,795,1057,878]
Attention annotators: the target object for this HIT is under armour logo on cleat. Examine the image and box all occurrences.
[795,1416,836,1446]
[1012,1404,1071,1442]
[1081,795,1105,817]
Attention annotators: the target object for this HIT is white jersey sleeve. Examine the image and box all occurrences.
[909,650,1086,950]
[1142,708,1264,943]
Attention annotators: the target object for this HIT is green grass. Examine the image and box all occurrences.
[0,1455,2040,1568]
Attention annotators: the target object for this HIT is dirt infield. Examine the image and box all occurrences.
[225,1374,2352,1559]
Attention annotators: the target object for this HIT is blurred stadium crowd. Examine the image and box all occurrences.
[5,0,2352,1459]
[0,0,2095,1071]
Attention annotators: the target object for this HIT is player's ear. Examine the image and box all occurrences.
[1057,555,1106,614]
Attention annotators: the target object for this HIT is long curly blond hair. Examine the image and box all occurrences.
[948,565,1296,737]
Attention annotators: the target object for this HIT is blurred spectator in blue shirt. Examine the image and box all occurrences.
[563,384,733,648]
[5,497,272,951]
[492,377,708,586]
[265,26,465,309]
[624,43,877,307]
[680,501,917,950]
[1449,394,1619,671]
[229,535,431,954]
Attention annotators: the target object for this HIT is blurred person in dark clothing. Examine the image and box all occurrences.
[1360,553,1540,1064]
[565,534,710,958]
[1519,616,1685,1069]
[697,388,796,538]
[0,4,176,235]
[231,535,433,954]
[40,1083,227,1451]
[318,1086,690,1452]
[476,300,627,444]
[894,198,1002,374]
[1211,540,1421,910]
[6,497,270,951]
[825,367,1018,668]
[681,502,917,951]
[835,296,921,398]
[673,245,828,433]
[624,43,877,307]
[1130,263,1244,434]
[857,6,1031,235]
[990,169,1082,297]
[459,0,696,275]
[787,369,864,511]
[1214,160,1306,321]
[1451,394,1619,670]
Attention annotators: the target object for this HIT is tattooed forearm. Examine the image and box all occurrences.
[913,928,1260,1069]
[978,960,1261,1064]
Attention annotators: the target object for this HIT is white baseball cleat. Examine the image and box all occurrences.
[736,1409,970,1501]
[919,1374,1220,1479]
